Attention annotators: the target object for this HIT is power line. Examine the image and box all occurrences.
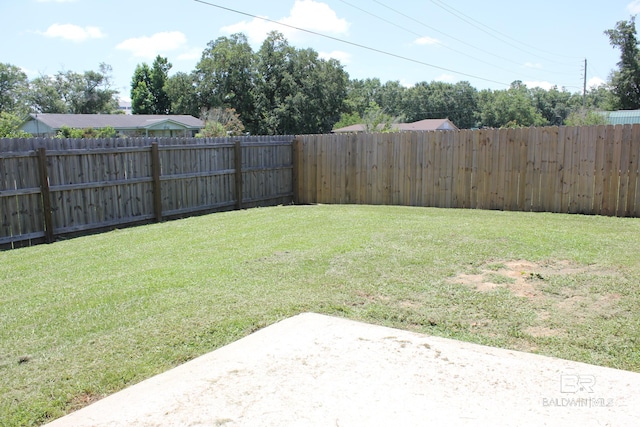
[372,0,580,79]
[192,0,510,87]
[370,0,527,69]
[428,0,584,64]
[336,0,557,82]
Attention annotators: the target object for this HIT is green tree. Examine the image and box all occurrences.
[401,81,432,123]
[130,64,154,114]
[400,81,477,129]
[254,32,347,135]
[530,86,573,125]
[0,112,31,137]
[165,72,199,116]
[197,108,245,137]
[564,109,609,126]
[131,56,172,114]
[584,84,616,110]
[605,17,640,109]
[377,80,406,117]
[253,32,293,135]
[362,102,400,132]
[195,34,257,131]
[343,78,383,117]
[29,64,118,114]
[0,63,30,114]
[333,111,362,130]
[28,75,68,113]
[285,48,348,134]
[56,125,117,138]
[477,81,547,128]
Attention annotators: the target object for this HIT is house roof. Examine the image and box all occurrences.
[26,113,204,130]
[332,118,458,133]
[396,119,458,131]
[603,110,640,125]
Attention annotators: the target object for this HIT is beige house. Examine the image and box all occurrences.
[21,114,204,137]
[332,118,459,133]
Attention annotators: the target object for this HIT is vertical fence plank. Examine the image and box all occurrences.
[476,129,490,210]
[594,127,608,216]
[151,142,162,222]
[617,124,632,216]
[558,127,570,212]
[235,140,243,209]
[603,126,621,215]
[463,130,474,209]
[503,128,515,211]
[627,125,640,216]
[452,131,464,208]
[37,148,54,243]
[443,131,455,208]
[292,138,301,204]
[566,127,580,213]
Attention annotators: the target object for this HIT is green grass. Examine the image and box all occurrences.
[1,204,640,426]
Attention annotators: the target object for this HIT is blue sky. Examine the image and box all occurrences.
[1,0,639,102]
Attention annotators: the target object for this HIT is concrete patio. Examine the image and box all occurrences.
[45,313,640,426]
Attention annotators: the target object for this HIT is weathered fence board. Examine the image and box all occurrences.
[1,136,294,249]
[296,125,640,218]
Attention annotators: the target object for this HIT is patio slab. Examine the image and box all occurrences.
[45,312,640,426]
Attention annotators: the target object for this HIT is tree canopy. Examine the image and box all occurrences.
[2,20,638,136]
[605,17,640,109]
[0,63,30,115]
[131,56,172,114]
[29,64,118,114]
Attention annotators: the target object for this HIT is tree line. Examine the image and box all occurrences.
[2,17,640,137]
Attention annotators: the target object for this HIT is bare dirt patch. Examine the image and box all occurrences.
[453,260,544,299]
[452,259,618,301]
[525,325,560,338]
[450,259,625,337]
[68,392,105,412]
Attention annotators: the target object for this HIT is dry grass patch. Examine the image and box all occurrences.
[450,259,627,339]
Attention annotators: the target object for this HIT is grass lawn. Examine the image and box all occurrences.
[1,204,640,426]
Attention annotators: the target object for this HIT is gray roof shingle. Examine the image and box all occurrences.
[28,114,204,130]
[332,118,458,133]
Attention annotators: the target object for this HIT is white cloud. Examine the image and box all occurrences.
[627,0,640,14]
[435,74,455,83]
[524,62,543,69]
[588,76,606,88]
[177,47,202,61]
[414,36,440,46]
[39,23,105,42]
[524,80,555,90]
[222,18,282,43]
[116,31,188,59]
[221,0,349,44]
[319,50,351,63]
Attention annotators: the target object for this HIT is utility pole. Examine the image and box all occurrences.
[583,58,587,108]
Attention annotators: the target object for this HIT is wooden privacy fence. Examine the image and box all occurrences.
[294,125,640,217]
[3,125,640,249]
[0,136,294,249]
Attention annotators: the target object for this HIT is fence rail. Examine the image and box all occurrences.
[1,136,294,249]
[294,125,640,217]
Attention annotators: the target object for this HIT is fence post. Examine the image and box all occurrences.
[235,140,243,209]
[37,147,54,243]
[292,137,300,204]
[151,142,163,222]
